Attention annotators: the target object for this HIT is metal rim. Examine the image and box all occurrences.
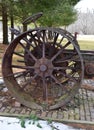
[2,27,84,110]
[22,12,43,25]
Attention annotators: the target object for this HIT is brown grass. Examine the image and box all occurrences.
[0,44,8,77]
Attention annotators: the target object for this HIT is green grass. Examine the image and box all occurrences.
[78,40,94,50]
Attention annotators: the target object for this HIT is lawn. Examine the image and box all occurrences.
[78,40,94,50]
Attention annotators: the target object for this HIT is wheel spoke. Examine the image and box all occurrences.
[23,37,35,48]
[22,73,38,89]
[58,36,64,45]
[15,70,31,78]
[54,55,79,63]
[51,41,71,61]
[17,60,25,63]
[42,75,48,101]
[42,30,47,42]
[14,52,24,57]
[32,31,42,43]
[12,65,35,70]
[3,70,30,78]
[29,31,44,56]
[19,41,37,61]
[42,43,45,58]
[53,66,75,71]
[36,30,48,43]
[53,33,59,46]
[51,49,63,61]
[51,75,63,87]
[59,71,77,83]
[28,33,38,47]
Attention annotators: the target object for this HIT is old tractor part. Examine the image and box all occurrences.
[85,63,94,77]
[22,12,43,27]
[80,50,94,78]
[2,27,84,110]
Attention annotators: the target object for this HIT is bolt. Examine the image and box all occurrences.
[40,64,47,72]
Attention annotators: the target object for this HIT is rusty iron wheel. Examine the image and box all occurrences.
[2,27,84,110]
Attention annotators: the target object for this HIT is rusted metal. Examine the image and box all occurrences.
[59,49,94,78]
[81,50,94,78]
[85,63,94,75]
[1,12,93,110]
[2,27,84,110]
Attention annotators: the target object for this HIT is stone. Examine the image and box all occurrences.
[13,101,21,107]
[0,103,3,108]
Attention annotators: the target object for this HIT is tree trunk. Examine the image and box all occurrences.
[2,4,8,44]
[10,15,14,41]
[23,24,27,32]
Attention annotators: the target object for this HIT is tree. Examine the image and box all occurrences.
[67,10,94,34]
[12,0,81,27]
[8,0,15,40]
[12,0,34,31]
[0,0,16,43]
[0,0,8,44]
[0,0,80,44]
[66,0,80,6]
[29,0,80,27]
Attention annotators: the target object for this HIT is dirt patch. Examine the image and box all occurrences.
[0,44,7,51]
[0,44,8,77]
[0,65,2,77]
[66,123,94,130]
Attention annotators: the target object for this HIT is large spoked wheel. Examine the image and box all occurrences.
[2,28,84,110]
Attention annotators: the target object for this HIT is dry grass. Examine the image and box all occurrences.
[0,44,8,59]
[78,40,94,50]
[0,44,8,77]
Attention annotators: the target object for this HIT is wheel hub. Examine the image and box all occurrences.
[34,58,53,77]
[40,64,47,72]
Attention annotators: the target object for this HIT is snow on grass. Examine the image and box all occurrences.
[0,116,80,130]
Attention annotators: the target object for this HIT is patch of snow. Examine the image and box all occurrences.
[0,116,81,130]
[2,87,8,92]
[0,78,4,84]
